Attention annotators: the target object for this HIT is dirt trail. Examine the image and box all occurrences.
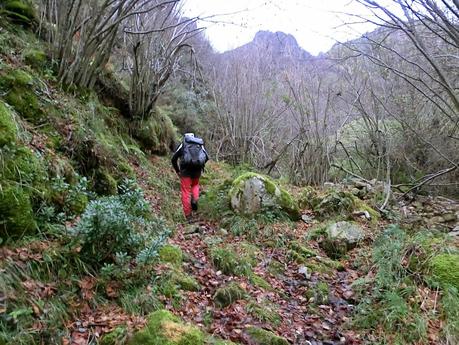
[162,219,364,345]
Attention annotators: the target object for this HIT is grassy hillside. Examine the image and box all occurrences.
[0,5,458,345]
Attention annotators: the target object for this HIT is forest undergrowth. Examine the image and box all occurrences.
[0,3,458,345]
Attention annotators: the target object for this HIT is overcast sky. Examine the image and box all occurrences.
[181,0,378,55]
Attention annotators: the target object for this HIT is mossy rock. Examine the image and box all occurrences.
[229,172,299,220]
[94,168,118,195]
[210,246,252,276]
[320,221,365,259]
[305,282,330,305]
[132,109,177,154]
[246,301,281,326]
[129,309,205,345]
[430,254,459,289]
[214,282,246,308]
[249,273,272,290]
[288,241,318,263]
[1,0,37,28]
[1,146,47,185]
[246,327,289,345]
[24,48,47,69]
[312,189,356,218]
[1,69,45,123]
[159,245,183,265]
[0,184,37,239]
[0,101,17,147]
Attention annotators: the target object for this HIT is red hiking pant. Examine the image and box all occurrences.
[180,176,200,217]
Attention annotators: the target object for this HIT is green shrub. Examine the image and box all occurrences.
[0,101,17,147]
[74,184,170,265]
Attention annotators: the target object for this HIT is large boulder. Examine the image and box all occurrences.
[229,172,299,219]
[320,221,365,259]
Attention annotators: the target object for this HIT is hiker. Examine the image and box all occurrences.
[171,133,209,222]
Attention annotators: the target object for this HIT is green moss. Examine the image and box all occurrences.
[249,273,272,290]
[298,186,319,209]
[159,245,183,265]
[67,193,88,215]
[0,101,17,147]
[132,109,177,154]
[0,70,38,128]
[94,168,118,195]
[130,310,205,345]
[213,282,246,308]
[267,260,284,277]
[354,198,380,224]
[246,327,288,345]
[289,241,317,259]
[2,0,37,28]
[246,301,281,326]
[210,246,252,276]
[1,146,46,185]
[305,282,329,305]
[24,48,47,69]
[430,254,459,289]
[172,271,200,292]
[100,326,128,345]
[0,184,37,239]
[230,172,299,219]
[313,189,356,218]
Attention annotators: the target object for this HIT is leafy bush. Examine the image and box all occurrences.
[74,182,170,265]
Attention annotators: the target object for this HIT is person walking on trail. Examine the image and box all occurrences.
[171,133,209,223]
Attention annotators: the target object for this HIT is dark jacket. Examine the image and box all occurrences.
[171,142,209,178]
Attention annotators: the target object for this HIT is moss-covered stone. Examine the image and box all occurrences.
[24,48,47,69]
[159,245,183,265]
[171,271,200,292]
[249,273,272,290]
[2,0,37,28]
[313,189,356,218]
[246,327,289,345]
[229,172,299,219]
[430,254,459,289]
[94,168,118,195]
[246,301,281,326]
[305,282,330,305]
[1,69,44,123]
[210,246,252,276]
[132,109,177,154]
[0,184,37,239]
[0,101,17,147]
[288,241,318,263]
[129,309,205,345]
[353,198,380,224]
[1,146,46,185]
[213,282,246,308]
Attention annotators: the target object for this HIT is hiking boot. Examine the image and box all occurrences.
[191,199,198,211]
[185,214,194,224]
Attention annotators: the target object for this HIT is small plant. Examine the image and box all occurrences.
[73,182,170,266]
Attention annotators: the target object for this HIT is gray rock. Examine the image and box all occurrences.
[320,221,365,259]
[301,214,314,224]
[326,221,365,244]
